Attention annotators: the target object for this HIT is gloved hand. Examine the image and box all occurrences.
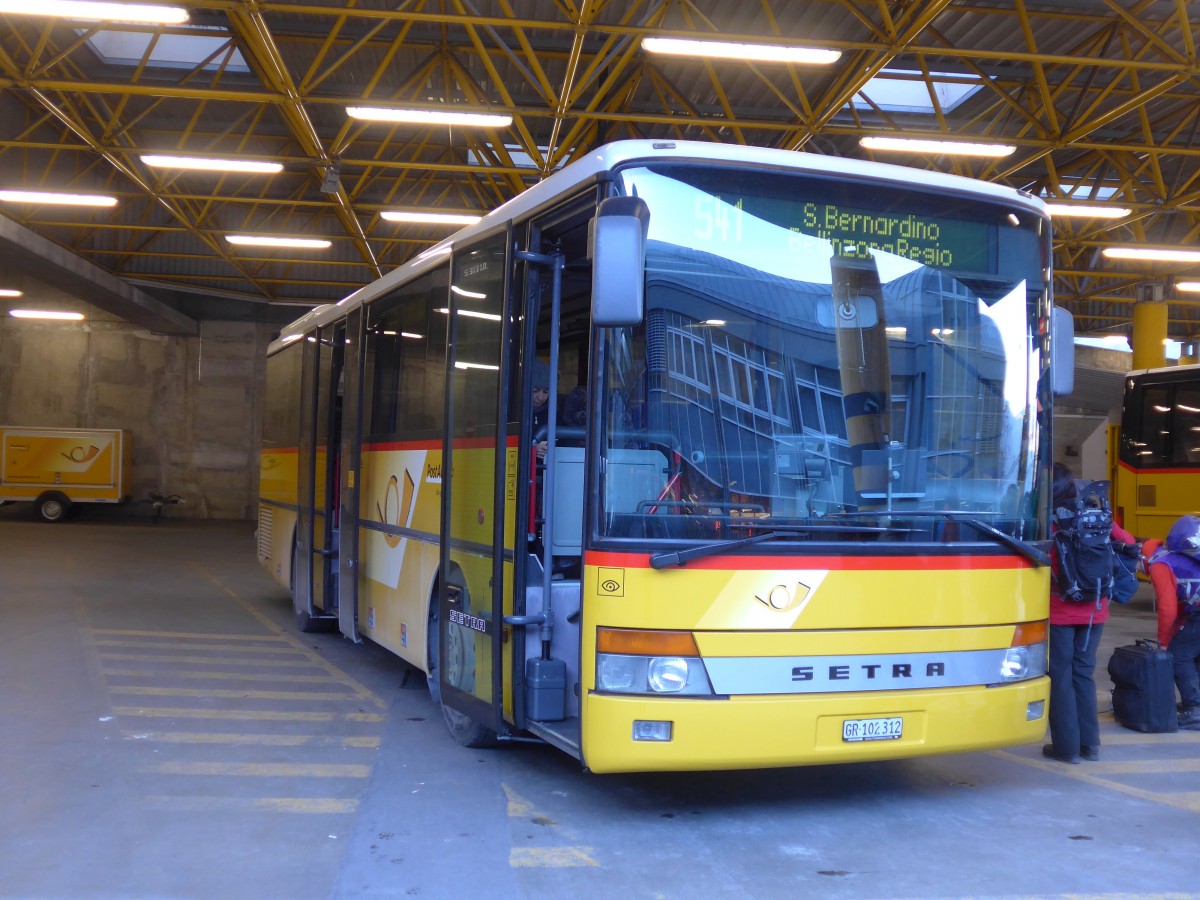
[1113,541,1143,559]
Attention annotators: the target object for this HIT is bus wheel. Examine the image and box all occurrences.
[36,493,72,523]
[427,589,498,749]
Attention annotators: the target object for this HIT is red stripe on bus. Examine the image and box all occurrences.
[363,436,521,452]
[1117,459,1200,475]
[583,550,1034,571]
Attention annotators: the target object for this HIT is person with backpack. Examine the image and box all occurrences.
[1143,515,1200,730]
[1044,463,1137,764]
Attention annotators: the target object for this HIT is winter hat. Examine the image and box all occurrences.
[1052,462,1077,505]
[530,358,550,390]
[1165,515,1200,557]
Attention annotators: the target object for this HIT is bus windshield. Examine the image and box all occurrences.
[596,162,1050,548]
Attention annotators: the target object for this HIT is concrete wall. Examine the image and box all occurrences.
[0,302,272,520]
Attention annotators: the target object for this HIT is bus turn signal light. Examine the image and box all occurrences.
[596,628,700,657]
[1011,621,1047,647]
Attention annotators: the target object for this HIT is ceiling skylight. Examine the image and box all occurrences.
[849,69,983,114]
[86,27,249,73]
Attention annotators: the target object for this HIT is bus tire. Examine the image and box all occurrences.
[36,493,72,523]
[427,584,498,749]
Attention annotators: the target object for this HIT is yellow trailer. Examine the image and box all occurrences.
[0,426,132,522]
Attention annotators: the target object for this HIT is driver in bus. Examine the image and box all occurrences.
[531,358,552,459]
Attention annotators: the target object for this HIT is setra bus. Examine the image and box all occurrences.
[257,140,1075,773]
[1113,362,1200,541]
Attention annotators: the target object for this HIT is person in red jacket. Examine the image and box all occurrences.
[1044,463,1136,764]
[1143,515,1200,730]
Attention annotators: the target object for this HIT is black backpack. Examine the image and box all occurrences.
[1053,481,1115,604]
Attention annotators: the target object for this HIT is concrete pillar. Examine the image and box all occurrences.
[1131,283,1168,370]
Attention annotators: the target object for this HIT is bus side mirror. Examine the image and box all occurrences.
[590,196,650,326]
[1052,306,1075,397]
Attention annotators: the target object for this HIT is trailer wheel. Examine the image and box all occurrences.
[36,493,72,523]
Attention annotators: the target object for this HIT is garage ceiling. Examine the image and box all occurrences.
[1,0,1198,338]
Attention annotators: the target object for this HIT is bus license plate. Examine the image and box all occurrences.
[842,716,903,742]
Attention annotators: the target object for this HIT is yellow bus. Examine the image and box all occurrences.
[257,140,1074,773]
[1112,363,1200,541]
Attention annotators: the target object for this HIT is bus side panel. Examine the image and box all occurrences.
[1116,459,1200,543]
[355,444,443,670]
[579,558,1049,773]
[256,503,297,589]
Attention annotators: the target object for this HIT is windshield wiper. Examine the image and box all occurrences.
[825,511,1049,567]
[648,523,904,570]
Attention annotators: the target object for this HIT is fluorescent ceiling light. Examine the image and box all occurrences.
[1177,282,1200,292]
[450,285,487,299]
[860,136,1016,157]
[346,107,512,128]
[9,309,85,320]
[642,36,841,65]
[382,210,481,226]
[0,189,117,206]
[141,155,283,174]
[0,0,188,22]
[1102,247,1200,263]
[0,289,24,297]
[1044,203,1131,219]
[436,307,502,322]
[226,235,332,249]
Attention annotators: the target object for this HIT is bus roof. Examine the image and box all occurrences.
[1125,362,1200,378]
[270,139,1047,354]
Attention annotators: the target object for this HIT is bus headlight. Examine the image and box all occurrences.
[647,657,690,693]
[999,641,1048,682]
[596,655,639,692]
[595,654,713,695]
[595,628,714,696]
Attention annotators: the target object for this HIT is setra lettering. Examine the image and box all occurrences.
[790,660,949,683]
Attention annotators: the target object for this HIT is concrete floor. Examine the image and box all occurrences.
[1,505,1198,900]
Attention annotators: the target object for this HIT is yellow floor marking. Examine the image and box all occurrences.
[100,653,320,667]
[116,706,384,723]
[996,751,1200,814]
[146,761,371,778]
[94,639,305,654]
[509,848,598,868]
[143,796,358,814]
[1097,731,1200,746]
[503,784,536,817]
[123,731,380,749]
[115,706,335,722]
[92,628,290,642]
[103,668,337,683]
[192,564,389,710]
[109,686,357,702]
[1074,759,1200,775]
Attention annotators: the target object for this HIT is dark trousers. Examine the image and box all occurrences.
[1048,622,1104,757]
[1168,617,1200,710]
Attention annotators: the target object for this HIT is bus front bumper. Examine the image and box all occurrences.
[580,676,1049,774]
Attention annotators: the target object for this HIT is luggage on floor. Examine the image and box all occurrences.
[1108,640,1178,733]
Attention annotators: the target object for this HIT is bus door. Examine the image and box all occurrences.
[337,309,363,641]
[437,230,512,734]
[511,197,596,753]
[296,322,344,631]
